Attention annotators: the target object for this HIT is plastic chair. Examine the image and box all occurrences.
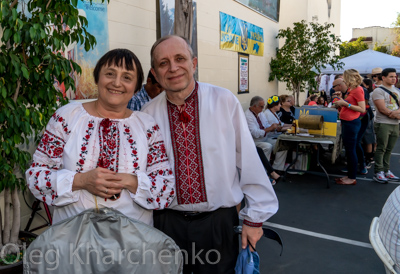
[369,217,397,274]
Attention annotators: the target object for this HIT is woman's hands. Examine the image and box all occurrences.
[73,167,138,198]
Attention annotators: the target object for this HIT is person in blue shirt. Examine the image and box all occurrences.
[127,70,163,111]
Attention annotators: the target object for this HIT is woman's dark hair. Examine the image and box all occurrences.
[267,96,281,109]
[362,78,374,93]
[310,94,318,101]
[93,48,144,92]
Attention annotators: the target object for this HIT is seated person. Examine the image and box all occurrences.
[245,96,279,161]
[378,186,400,273]
[277,95,295,124]
[305,94,318,106]
[317,96,326,106]
[262,96,291,170]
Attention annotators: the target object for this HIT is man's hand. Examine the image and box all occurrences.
[241,225,263,252]
[73,167,124,198]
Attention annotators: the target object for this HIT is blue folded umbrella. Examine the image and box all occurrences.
[234,245,260,274]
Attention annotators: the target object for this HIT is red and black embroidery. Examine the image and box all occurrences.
[123,124,140,172]
[52,113,71,135]
[37,130,66,159]
[167,82,207,205]
[31,169,58,205]
[76,120,95,173]
[147,140,168,168]
[97,118,120,172]
[146,124,160,140]
[147,168,175,209]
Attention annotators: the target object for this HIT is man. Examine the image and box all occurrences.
[142,35,278,273]
[372,68,400,183]
[127,70,163,111]
[330,77,347,99]
[245,96,279,160]
[329,74,343,101]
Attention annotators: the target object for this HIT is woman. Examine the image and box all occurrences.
[277,95,295,124]
[317,96,326,106]
[306,94,318,106]
[263,96,291,170]
[334,69,366,185]
[26,49,175,225]
[256,146,280,186]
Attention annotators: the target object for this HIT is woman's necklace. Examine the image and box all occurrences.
[95,101,127,119]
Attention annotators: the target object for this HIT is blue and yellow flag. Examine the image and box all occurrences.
[220,12,264,56]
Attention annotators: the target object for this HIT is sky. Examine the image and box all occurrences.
[340,0,400,42]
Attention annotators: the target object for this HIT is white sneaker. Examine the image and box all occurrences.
[385,170,400,182]
[373,171,388,184]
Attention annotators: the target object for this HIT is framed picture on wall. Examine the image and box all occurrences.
[238,53,249,94]
[234,0,280,22]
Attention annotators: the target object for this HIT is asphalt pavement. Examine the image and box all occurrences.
[257,137,400,274]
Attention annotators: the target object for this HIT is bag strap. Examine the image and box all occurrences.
[379,86,400,108]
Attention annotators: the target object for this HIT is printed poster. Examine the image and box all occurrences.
[220,12,264,56]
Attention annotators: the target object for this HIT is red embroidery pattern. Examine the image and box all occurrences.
[147,168,175,209]
[146,124,160,140]
[97,119,120,172]
[37,130,66,159]
[29,165,59,204]
[167,83,207,205]
[147,141,168,168]
[243,220,263,228]
[52,113,71,135]
[123,124,140,172]
[76,120,95,173]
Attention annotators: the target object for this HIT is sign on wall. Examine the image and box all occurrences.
[220,12,264,56]
[234,0,280,22]
[238,53,249,93]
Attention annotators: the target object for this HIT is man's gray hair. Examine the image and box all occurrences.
[150,35,194,68]
[250,96,264,107]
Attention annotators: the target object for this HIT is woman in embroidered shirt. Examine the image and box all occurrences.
[334,69,366,185]
[26,49,175,225]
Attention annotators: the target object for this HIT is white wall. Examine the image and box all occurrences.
[353,26,398,52]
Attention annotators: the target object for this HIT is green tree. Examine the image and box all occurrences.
[373,42,390,54]
[0,0,107,259]
[339,37,369,58]
[269,20,343,106]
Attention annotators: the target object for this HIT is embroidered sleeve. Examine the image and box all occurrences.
[25,112,78,206]
[129,123,175,210]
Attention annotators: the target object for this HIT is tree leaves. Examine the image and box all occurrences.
[0,0,108,192]
[269,20,343,106]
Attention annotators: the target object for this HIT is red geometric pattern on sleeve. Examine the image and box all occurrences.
[167,82,207,205]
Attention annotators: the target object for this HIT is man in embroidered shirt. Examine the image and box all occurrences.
[127,70,163,111]
[372,68,400,183]
[142,35,278,273]
[245,96,279,160]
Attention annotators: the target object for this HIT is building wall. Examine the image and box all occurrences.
[353,26,398,52]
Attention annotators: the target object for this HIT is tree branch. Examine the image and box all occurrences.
[12,80,21,103]
[46,0,52,9]
[10,0,18,9]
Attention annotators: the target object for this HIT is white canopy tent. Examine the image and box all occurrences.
[319,49,400,75]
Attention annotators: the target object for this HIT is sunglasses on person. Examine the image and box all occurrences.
[372,74,380,78]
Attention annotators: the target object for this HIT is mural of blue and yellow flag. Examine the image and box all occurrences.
[220,12,264,56]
